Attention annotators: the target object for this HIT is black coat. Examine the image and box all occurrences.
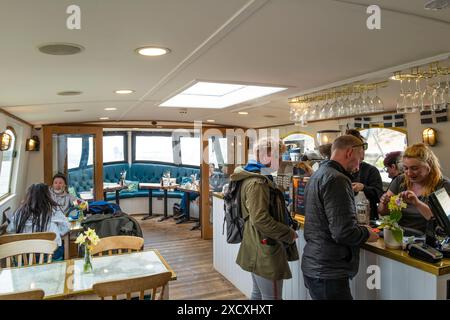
[351,162,383,220]
[302,160,370,280]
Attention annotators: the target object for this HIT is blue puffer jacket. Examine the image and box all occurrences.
[301,160,370,280]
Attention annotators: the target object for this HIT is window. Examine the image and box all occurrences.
[209,137,228,167]
[282,133,315,152]
[180,137,200,166]
[360,128,407,183]
[87,137,94,166]
[0,128,16,198]
[103,134,126,163]
[67,137,82,169]
[134,135,173,163]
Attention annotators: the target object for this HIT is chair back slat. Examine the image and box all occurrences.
[93,272,172,300]
[91,236,144,257]
[0,239,57,268]
[17,254,23,267]
[0,289,45,300]
[0,232,56,245]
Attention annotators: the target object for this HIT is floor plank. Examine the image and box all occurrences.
[138,214,246,300]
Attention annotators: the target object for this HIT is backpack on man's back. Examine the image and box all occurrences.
[222,180,246,244]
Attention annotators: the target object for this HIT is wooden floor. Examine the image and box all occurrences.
[138,214,246,300]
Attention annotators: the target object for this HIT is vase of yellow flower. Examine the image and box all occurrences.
[72,199,88,221]
[75,228,100,273]
[378,195,407,249]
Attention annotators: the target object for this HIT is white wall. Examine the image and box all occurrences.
[25,129,44,186]
[0,114,31,222]
[270,112,450,177]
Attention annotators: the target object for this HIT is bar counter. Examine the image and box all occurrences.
[212,193,450,300]
[293,215,450,277]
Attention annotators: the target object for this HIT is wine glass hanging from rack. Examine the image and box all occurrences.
[392,63,450,114]
[288,81,387,126]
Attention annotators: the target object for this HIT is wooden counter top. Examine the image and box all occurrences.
[293,214,450,276]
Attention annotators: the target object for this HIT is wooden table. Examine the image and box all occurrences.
[62,220,84,260]
[0,249,176,300]
[176,187,200,230]
[139,183,180,222]
[103,183,128,205]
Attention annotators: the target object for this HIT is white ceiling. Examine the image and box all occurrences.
[1,0,450,128]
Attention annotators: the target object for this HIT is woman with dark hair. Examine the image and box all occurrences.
[50,173,79,214]
[7,183,70,260]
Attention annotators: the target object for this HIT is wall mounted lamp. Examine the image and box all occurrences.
[422,128,437,146]
[0,131,12,151]
[25,135,40,151]
[316,130,341,146]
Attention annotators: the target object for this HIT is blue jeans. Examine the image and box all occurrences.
[52,245,64,261]
[250,273,283,300]
[304,276,353,300]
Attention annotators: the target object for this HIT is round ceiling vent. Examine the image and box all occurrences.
[38,43,84,55]
[64,109,82,112]
[263,115,276,118]
[57,91,82,96]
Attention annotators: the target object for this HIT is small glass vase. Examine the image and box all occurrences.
[83,247,93,273]
[78,209,84,221]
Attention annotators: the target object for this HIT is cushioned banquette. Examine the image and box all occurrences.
[68,163,200,201]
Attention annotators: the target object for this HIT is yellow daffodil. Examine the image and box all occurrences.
[75,234,86,245]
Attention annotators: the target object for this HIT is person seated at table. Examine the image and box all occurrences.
[49,173,79,215]
[7,183,71,260]
[378,143,450,234]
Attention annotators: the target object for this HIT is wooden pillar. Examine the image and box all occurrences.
[43,126,103,200]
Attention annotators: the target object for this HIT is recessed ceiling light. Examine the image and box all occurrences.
[99,117,109,120]
[104,107,117,111]
[115,89,135,94]
[64,109,82,112]
[136,46,171,56]
[238,111,249,115]
[58,91,82,96]
[160,81,287,109]
[206,119,215,123]
[263,115,276,118]
[38,43,84,55]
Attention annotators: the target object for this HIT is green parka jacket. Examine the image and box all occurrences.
[232,167,298,280]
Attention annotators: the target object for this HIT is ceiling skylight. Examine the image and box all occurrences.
[159,82,287,109]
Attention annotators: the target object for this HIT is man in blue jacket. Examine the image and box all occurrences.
[302,135,379,300]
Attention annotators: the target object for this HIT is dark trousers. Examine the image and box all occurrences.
[304,275,353,300]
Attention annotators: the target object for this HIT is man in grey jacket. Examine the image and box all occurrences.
[302,135,379,300]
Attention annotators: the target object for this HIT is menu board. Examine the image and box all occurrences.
[292,176,309,215]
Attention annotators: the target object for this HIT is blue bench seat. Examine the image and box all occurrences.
[69,162,200,201]
[104,190,185,201]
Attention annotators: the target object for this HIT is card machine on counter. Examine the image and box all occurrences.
[407,243,443,263]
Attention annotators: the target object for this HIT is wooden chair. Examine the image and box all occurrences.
[93,272,172,300]
[0,232,56,245]
[90,236,144,256]
[0,289,45,300]
[0,207,11,236]
[0,222,7,236]
[0,239,57,268]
